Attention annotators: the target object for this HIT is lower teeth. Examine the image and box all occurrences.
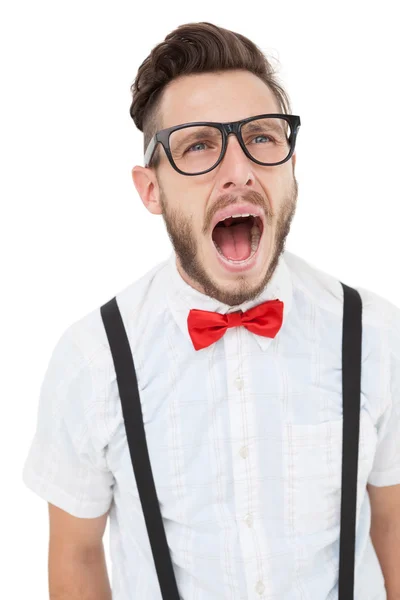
[214,224,261,264]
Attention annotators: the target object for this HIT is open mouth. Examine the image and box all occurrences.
[211,214,264,264]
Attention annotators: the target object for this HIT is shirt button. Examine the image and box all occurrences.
[255,580,265,595]
[234,377,243,390]
[244,513,253,527]
[239,446,249,458]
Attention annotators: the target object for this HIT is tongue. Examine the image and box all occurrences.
[213,222,252,261]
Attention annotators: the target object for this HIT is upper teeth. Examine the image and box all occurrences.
[221,213,257,221]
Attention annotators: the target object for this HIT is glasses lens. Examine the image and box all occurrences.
[241,117,291,165]
[170,125,222,175]
[169,118,292,175]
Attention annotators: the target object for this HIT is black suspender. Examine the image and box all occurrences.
[338,283,362,600]
[100,296,181,600]
[100,280,362,600]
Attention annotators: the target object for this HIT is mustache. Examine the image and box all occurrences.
[206,191,273,232]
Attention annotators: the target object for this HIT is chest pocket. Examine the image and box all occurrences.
[282,410,378,537]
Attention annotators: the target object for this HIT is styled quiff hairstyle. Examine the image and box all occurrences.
[129,21,293,171]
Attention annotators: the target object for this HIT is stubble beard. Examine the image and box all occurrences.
[159,174,298,306]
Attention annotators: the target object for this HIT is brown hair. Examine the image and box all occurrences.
[129,21,292,171]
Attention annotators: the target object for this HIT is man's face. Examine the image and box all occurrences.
[132,70,298,307]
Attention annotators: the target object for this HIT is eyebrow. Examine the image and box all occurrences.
[244,120,286,134]
[181,126,217,136]
[171,126,220,153]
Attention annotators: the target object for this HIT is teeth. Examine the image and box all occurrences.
[250,222,261,251]
[250,224,261,253]
[221,212,257,221]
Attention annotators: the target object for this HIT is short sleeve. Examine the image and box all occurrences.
[22,325,116,518]
[368,301,400,487]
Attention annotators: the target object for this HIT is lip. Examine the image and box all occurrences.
[210,203,265,234]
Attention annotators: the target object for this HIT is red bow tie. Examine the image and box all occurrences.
[187,299,284,351]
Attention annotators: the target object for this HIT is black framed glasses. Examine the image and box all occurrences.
[144,113,301,176]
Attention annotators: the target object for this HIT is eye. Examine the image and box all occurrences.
[250,134,275,144]
[185,141,208,153]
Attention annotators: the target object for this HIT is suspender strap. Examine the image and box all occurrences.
[339,282,362,600]
[100,297,181,600]
[100,281,362,600]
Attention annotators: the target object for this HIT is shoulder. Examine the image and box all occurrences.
[283,249,400,331]
[51,257,170,441]
[66,255,169,360]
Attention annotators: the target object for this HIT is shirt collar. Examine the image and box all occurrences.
[165,250,293,351]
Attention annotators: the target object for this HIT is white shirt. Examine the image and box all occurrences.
[22,249,400,600]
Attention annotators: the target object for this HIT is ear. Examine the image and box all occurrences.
[292,152,297,168]
[131,166,163,215]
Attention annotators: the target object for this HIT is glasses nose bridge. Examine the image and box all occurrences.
[222,121,244,154]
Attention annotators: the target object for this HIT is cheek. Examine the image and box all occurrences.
[265,173,293,212]
[176,209,201,234]
[191,213,204,235]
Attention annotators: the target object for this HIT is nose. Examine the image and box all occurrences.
[225,131,246,158]
[219,130,256,169]
[217,132,255,188]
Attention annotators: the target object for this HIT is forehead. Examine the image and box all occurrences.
[159,70,281,129]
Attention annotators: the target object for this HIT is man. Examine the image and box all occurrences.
[22,21,400,600]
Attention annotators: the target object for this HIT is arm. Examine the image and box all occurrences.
[49,543,111,600]
[367,483,400,600]
[48,503,112,600]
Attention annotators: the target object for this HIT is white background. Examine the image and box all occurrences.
[2,0,399,596]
